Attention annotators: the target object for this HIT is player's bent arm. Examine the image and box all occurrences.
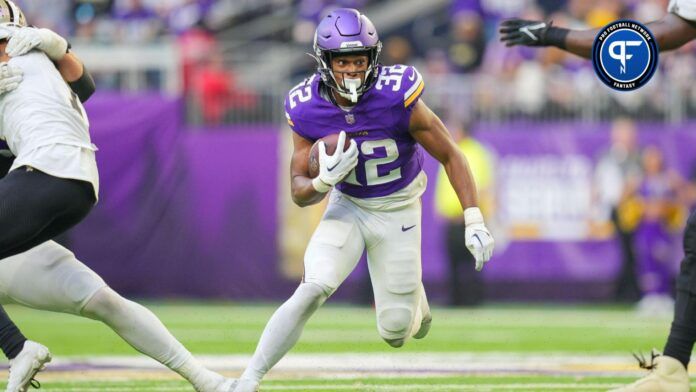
[408,100,478,209]
[409,100,494,268]
[56,53,96,102]
[290,132,327,207]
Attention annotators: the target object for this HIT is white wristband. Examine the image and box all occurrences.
[311,177,331,193]
[464,207,484,226]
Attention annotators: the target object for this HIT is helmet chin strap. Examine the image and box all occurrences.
[339,77,362,103]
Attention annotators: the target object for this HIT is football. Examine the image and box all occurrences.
[308,133,352,178]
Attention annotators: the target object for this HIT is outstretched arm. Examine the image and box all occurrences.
[409,100,494,269]
[500,13,696,58]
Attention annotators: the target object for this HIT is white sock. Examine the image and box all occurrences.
[241,282,329,382]
[81,287,216,388]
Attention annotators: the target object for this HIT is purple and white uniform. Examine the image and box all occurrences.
[285,64,429,344]
[286,64,426,208]
[278,7,432,349]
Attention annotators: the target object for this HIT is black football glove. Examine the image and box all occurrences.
[500,19,556,47]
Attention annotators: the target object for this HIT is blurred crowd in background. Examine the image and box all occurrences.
[11,0,696,125]
[433,118,696,310]
[591,119,695,313]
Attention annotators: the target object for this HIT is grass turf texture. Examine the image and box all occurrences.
[0,303,680,391]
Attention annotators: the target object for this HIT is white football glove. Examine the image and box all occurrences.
[464,207,494,271]
[311,131,359,193]
[6,27,68,61]
[0,63,22,94]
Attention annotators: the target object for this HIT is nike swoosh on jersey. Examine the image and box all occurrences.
[402,224,416,232]
[408,72,416,81]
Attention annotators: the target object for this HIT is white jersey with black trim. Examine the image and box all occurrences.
[669,0,696,22]
[0,51,99,198]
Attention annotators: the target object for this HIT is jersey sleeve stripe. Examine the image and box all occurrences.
[285,111,295,127]
[403,68,423,101]
[404,80,424,108]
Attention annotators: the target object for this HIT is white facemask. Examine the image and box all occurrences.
[339,77,362,103]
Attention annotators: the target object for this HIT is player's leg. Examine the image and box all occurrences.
[367,202,426,348]
[0,152,52,392]
[237,196,365,390]
[412,283,431,339]
[609,212,696,392]
[81,288,231,392]
[0,170,93,390]
[0,167,94,260]
[0,164,90,391]
[0,241,232,392]
[0,154,26,365]
[661,211,696,364]
[0,307,27,362]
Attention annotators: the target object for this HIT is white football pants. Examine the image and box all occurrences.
[305,191,426,343]
[240,191,429,383]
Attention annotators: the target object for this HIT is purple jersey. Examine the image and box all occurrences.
[285,64,425,199]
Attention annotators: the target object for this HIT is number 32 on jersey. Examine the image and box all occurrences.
[344,138,401,186]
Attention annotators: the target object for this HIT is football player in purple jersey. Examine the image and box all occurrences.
[232,8,494,392]
[500,1,696,391]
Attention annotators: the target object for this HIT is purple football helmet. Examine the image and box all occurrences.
[312,8,382,102]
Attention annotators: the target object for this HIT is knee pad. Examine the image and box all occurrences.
[80,286,126,320]
[378,307,413,343]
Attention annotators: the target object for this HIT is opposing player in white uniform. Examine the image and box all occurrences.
[232,9,494,392]
[0,2,101,389]
[500,1,696,391]
[0,3,235,391]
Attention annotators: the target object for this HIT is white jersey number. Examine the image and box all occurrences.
[375,65,406,92]
[288,76,315,109]
[344,138,402,186]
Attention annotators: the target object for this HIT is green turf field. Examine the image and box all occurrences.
[0,303,688,391]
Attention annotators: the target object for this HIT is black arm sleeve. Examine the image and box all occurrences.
[68,66,96,103]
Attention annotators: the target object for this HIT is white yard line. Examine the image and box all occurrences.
[10,352,692,379]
